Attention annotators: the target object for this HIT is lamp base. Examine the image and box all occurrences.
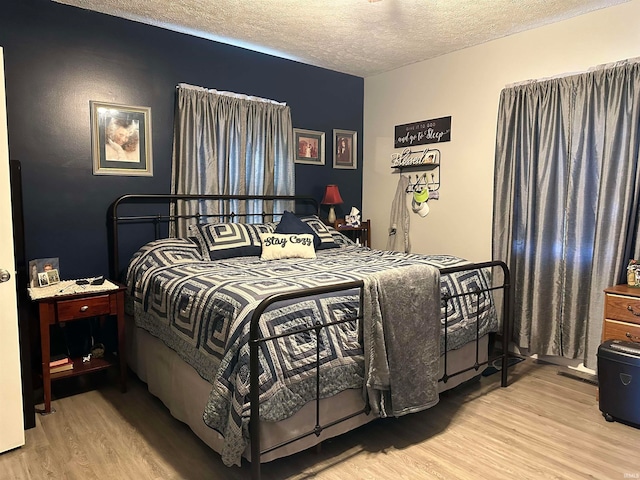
[327,206,336,224]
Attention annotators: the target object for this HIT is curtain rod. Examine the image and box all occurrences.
[505,56,640,89]
[176,83,286,106]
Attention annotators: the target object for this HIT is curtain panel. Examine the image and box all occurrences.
[170,84,295,236]
[493,60,640,368]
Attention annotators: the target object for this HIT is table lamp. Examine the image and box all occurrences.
[321,184,343,224]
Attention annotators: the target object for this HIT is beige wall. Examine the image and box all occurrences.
[363,0,640,262]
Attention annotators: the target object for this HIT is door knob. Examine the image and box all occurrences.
[0,269,10,283]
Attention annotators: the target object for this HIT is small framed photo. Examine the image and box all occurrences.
[91,101,153,176]
[425,149,440,164]
[38,272,50,287]
[29,258,60,288]
[294,128,325,165]
[333,129,357,169]
[47,269,61,285]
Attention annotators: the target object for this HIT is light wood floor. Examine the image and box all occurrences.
[1,359,639,479]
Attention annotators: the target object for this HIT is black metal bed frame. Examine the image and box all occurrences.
[108,194,512,480]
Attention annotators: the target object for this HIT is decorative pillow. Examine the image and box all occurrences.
[275,211,321,249]
[189,222,274,260]
[260,233,316,260]
[299,215,340,250]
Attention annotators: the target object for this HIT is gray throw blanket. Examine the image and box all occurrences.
[362,264,441,417]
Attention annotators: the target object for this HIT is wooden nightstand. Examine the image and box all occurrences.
[35,283,127,414]
[333,218,371,247]
[603,284,640,344]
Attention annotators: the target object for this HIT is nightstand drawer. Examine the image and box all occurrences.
[603,319,640,343]
[604,294,640,325]
[56,295,111,320]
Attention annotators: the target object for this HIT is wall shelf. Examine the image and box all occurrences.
[391,147,440,193]
[391,161,439,170]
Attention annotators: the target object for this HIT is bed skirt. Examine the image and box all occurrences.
[126,316,488,463]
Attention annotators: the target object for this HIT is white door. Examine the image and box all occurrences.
[0,46,25,453]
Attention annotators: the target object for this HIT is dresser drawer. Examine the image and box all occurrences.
[603,319,640,343]
[604,294,640,325]
[56,295,111,321]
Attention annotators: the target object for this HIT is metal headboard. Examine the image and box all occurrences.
[107,193,320,279]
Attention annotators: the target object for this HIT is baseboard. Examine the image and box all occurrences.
[556,369,598,386]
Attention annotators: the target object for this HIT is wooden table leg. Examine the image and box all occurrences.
[116,290,127,392]
[39,302,52,414]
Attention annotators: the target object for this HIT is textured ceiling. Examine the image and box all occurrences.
[53,0,628,77]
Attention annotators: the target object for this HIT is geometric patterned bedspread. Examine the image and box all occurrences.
[126,239,497,466]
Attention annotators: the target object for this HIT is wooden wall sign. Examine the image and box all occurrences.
[394,116,451,148]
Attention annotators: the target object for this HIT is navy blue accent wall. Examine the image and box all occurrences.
[0,0,363,279]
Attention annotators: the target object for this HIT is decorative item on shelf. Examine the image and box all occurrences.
[345,207,361,227]
[321,184,343,224]
[90,342,105,359]
[627,259,640,287]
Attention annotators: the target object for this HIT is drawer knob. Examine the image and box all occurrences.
[626,305,640,316]
[626,332,640,342]
[80,305,89,312]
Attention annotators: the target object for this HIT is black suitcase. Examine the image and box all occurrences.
[597,339,640,426]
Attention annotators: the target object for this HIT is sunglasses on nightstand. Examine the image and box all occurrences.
[76,276,105,286]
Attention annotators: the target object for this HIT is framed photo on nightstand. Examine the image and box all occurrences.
[46,269,60,285]
[29,257,60,288]
[37,272,49,287]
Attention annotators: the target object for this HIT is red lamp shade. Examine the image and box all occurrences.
[321,185,344,205]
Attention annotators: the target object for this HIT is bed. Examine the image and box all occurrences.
[108,194,512,480]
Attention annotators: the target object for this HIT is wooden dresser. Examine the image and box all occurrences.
[602,284,640,343]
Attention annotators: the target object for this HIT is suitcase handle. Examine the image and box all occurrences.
[626,304,640,316]
[625,332,640,342]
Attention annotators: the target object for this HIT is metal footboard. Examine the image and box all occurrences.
[248,260,511,480]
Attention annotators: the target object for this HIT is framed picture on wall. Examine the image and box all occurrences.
[91,101,153,176]
[333,129,357,170]
[293,128,325,165]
